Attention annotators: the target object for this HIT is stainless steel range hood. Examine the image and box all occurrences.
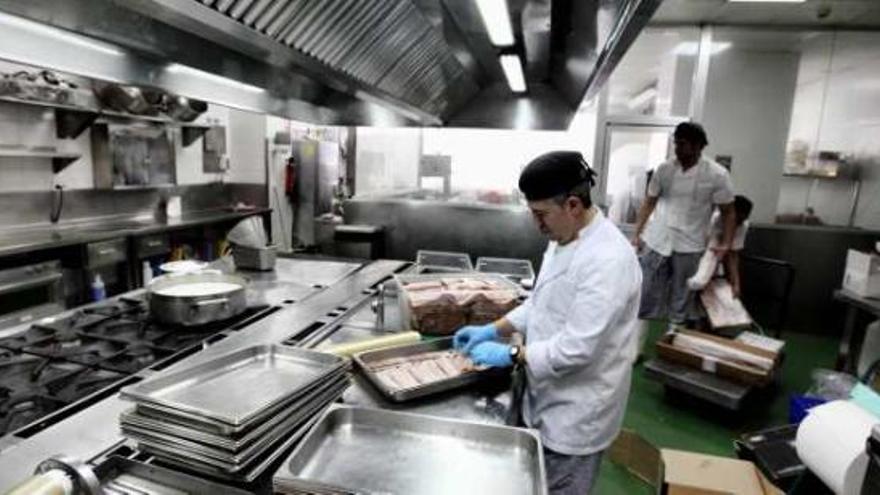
[0,0,660,129]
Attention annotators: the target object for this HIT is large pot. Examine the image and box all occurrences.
[148,271,247,326]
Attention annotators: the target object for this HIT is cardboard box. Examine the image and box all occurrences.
[610,429,783,495]
[843,249,880,298]
[655,330,780,386]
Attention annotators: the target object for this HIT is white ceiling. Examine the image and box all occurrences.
[652,0,880,28]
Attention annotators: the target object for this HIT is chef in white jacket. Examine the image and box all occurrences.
[454,151,642,495]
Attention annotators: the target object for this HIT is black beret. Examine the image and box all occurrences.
[518,151,596,201]
[674,122,708,147]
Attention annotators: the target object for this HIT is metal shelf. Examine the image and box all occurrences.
[0,95,207,143]
[0,148,81,173]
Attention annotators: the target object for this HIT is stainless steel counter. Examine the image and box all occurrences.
[0,257,517,491]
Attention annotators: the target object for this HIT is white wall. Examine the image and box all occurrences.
[353,102,598,198]
[701,48,799,223]
[779,32,880,229]
[227,108,266,184]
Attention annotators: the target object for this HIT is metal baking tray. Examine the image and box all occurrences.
[120,344,347,426]
[93,456,251,495]
[394,272,522,334]
[121,375,349,452]
[476,256,535,281]
[148,414,325,483]
[128,364,348,436]
[274,405,547,495]
[130,388,341,469]
[353,338,503,403]
[129,366,347,437]
[416,250,473,272]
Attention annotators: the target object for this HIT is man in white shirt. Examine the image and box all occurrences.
[453,151,642,495]
[632,122,736,326]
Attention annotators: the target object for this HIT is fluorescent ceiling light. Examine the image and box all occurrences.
[673,41,732,56]
[728,0,806,3]
[475,0,515,46]
[0,11,123,56]
[165,63,265,93]
[499,54,527,93]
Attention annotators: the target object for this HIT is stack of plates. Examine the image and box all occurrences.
[119,345,349,482]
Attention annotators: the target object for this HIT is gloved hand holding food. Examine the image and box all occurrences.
[452,323,498,352]
[468,341,513,368]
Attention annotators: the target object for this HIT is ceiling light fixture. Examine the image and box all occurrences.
[165,63,265,93]
[475,0,515,46]
[499,54,527,93]
[673,41,732,56]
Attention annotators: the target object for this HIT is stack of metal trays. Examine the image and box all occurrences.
[273,405,548,494]
[118,345,350,482]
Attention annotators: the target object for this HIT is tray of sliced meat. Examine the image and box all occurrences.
[353,337,505,402]
[395,272,522,335]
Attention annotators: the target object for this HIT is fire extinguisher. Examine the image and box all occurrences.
[284,156,297,199]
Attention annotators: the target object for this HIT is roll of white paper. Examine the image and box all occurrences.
[795,400,879,495]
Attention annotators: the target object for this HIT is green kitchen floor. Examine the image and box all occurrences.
[594,324,839,494]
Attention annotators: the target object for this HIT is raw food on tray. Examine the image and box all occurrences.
[402,277,520,335]
[370,350,485,393]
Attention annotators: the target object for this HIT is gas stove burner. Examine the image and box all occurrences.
[0,298,269,436]
[0,393,67,434]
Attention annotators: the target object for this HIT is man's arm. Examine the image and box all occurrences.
[631,195,658,249]
[713,202,736,259]
[725,250,742,298]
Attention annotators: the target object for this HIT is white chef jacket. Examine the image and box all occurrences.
[506,211,642,455]
[641,157,734,256]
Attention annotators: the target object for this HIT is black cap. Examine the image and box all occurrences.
[674,122,709,147]
[518,151,596,201]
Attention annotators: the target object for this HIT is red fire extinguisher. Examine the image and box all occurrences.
[284,156,297,199]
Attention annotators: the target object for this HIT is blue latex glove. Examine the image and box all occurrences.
[453,323,498,353]
[469,341,513,368]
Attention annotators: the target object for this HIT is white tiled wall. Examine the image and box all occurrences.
[779,32,880,229]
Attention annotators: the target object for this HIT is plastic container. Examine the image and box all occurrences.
[91,274,106,301]
[142,261,154,286]
[232,244,277,271]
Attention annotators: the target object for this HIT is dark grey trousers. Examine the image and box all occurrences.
[638,248,702,324]
[544,448,603,495]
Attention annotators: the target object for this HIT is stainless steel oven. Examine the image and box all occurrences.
[0,260,64,330]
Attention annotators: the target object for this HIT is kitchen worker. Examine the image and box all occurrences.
[453,151,642,495]
[631,122,736,329]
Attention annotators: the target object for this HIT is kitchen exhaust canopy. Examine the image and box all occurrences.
[0,0,660,129]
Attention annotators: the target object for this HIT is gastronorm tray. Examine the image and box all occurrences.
[273,405,547,495]
[121,375,349,452]
[353,338,502,403]
[131,387,341,469]
[128,366,348,436]
[120,344,346,426]
[149,414,324,483]
[393,272,522,334]
[93,456,251,495]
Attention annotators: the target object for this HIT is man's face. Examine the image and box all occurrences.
[674,137,702,165]
[527,197,581,244]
